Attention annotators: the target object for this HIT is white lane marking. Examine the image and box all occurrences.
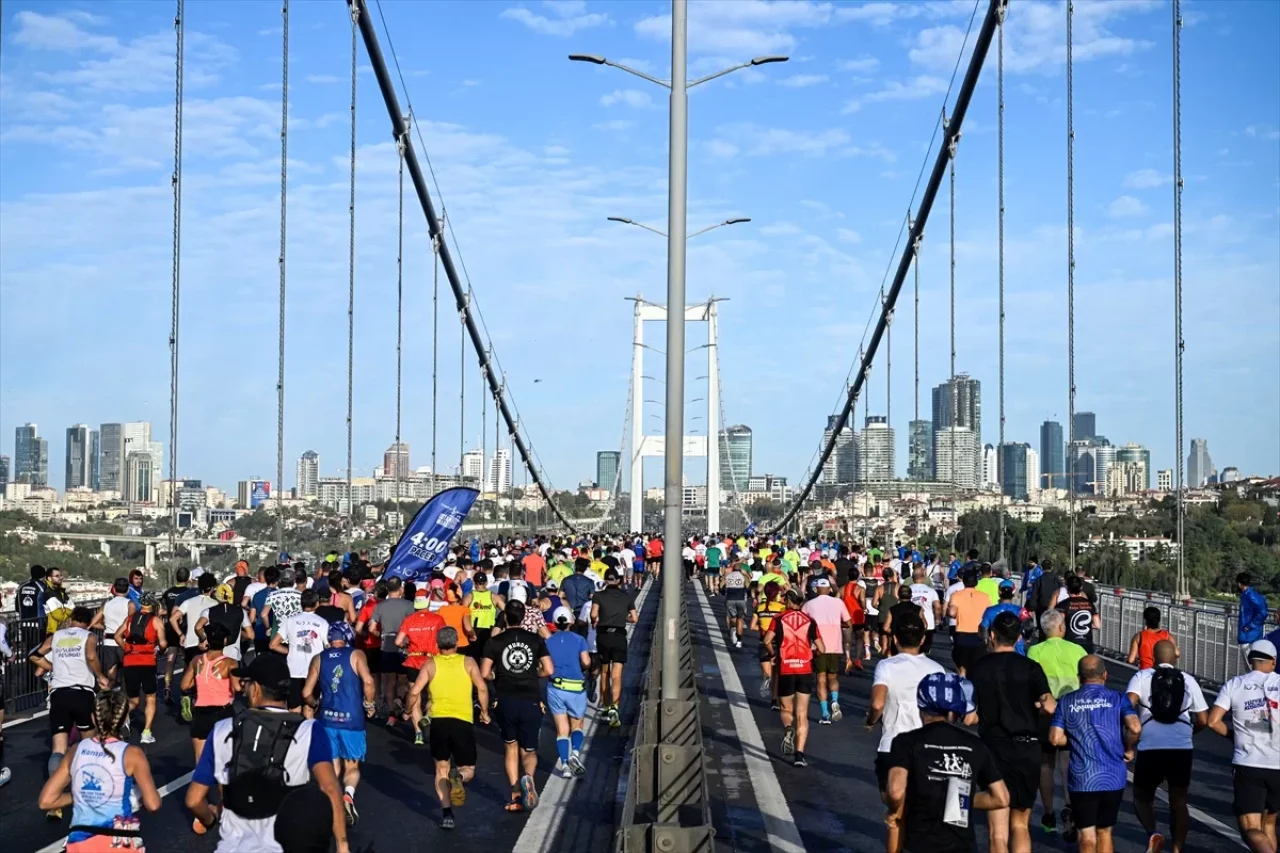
[694,584,806,853]
[3,709,49,729]
[1123,768,1246,848]
[34,771,195,853]
[513,581,652,853]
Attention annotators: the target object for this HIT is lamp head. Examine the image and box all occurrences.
[569,54,607,65]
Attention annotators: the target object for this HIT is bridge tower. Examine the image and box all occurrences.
[629,297,721,534]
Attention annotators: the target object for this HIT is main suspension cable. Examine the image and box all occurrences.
[947,106,959,488]
[275,0,289,557]
[168,0,185,578]
[1067,0,1077,573]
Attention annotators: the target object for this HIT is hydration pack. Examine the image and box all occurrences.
[127,612,151,646]
[1148,666,1186,725]
[221,709,303,820]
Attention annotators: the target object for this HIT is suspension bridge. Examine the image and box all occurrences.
[3,0,1275,851]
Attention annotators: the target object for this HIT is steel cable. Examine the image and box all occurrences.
[346,3,358,539]
[167,0,184,578]
[276,0,288,557]
[1067,1,1077,573]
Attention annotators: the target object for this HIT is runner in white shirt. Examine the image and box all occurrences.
[908,567,942,655]
[269,589,331,716]
[943,577,965,632]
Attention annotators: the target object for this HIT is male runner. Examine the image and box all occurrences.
[591,568,636,728]
[482,601,553,813]
[305,621,375,826]
[802,578,851,725]
[764,590,824,766]
[722,561,750,648]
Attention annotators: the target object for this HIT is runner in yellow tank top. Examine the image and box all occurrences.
[748,582,786,706]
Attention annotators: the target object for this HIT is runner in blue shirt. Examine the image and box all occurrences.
[1020,560,1043,604]
[980,581,1028,655]
[545,607,591,778]
[1049,655,1141,851]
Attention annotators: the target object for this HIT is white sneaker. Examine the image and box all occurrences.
[830,701,843,723]
[734,640,743,649]
[0,767,10,788]
[556,760,574,779]
[567,752,586,777]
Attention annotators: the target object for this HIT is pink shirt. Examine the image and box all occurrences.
[802,594,851,656]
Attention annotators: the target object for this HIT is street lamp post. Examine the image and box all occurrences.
[571,0,787,704]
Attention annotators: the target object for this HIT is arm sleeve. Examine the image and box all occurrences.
[307,722,334,768]
[192,737,218,787]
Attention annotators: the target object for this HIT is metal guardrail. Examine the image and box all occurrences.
[3,598,109,716]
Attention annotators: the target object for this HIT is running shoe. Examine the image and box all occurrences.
[734,639,743,649]
[519,774,539,811]
[0,767,10,788]
[441,813,456,830]
[449,766,466,806]
[180,695,193,723]
[343,793,358,826]
[386,714,399,728]
[830,701,843,723]
[192,816,207,835]
[608,706,621,729]
[568,752,586,777]
[414,732,424,746]
[46,808,63,822]
[141,730,156,745]
[1145,832,1166,853]
[758,680,771,699]
[793,752,807,768]
[818,716,832,726]
[770,702,781,712]
[782,726,795,756]
[1061,806,1077,843]
[556,760,574,779]
[1039,813,1057,835]
[418,714,431,733]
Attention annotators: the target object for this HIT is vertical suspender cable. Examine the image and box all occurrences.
[168,0,184,581]
[481,349,488,535]
[997,0,1006,563]
[947,108,958,489]
[394,116,405,531]
[1067,1,1077,574]
[1172,0,1185,597]
[346,4,358,539]
[431,226,439,496]
[459,298,466,479]
[275,0,288,558]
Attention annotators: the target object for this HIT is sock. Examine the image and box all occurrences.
[820,700,830,718]
[831,691,839,705]
[442,806,453,818]
[556,737,570,763]
[344,785,355,798]
[570,730,584,753]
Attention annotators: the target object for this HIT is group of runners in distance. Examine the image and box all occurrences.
[6,532,1278,853]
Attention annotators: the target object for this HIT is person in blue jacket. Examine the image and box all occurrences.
[1236,572,1269,664]
[1020,559,1043,603]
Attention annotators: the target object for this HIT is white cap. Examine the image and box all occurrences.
[446,553,457,563]
[1247,639,1277,661]
[190,567,206,579]
[552,605,575,625]
[814,578,832,588]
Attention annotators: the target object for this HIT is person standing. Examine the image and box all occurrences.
[115,592,167,744]
[885,672,1009,853]
[1125,638,1207,853]
[481,601,553,813]
[1028,609,1088,839]
[801,578,850,725]
[591,568,636,728]
[970,612,1057,853]
[1236,573,1270,668]
[1206,639,1280,853]
[765,590,824,766]
[304,621,375,827]
[271,590,330,716]
[1049,656,1142,853]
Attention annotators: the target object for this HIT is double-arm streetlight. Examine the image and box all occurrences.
[607,215,751,240]
[572,8,787,701]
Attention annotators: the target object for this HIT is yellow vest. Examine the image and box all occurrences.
[429,653,473,722]
[469,589,496,629]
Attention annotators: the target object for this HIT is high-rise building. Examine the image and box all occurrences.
[1188,438,1214,487]
[14,423,48,486]
[934,427,980,489]
[1220,467,1240,483]
[0,454,8,485]
[1093,443,1115,496]
[89,429,100,490]
[932,376,981,483]
[124,450,154,503]
[98,423,124,493]
[908,420,933,480]
[1114,443,1151,491]
[1073,412,1097,442]
[486,448,512,494]
[1039,420,1065,489]
[65,425,91,490]
[383,442,410,480]
[1026,448,1040,498]
[462,449,484,482]
[982,444,999,488]
[120,422,161,479]
[296,450,320,497]
[719,425,753,493]
[998,442,1032,500]
[857,417,894,482]
[821,415,857,485]
[1157,469,1173,491]
[596,450,621,493]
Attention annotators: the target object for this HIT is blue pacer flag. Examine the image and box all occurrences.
[744,522,758,537]
[384,487,479,583]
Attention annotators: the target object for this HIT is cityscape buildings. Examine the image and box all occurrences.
[933,426,980,489]
[383,442,410,480]
[98,423,123,493]
[123,450,154,503]
[596,450,621,493]
[999,442,1032,500]
[462,449,484,483]
[0,454,8,485]
[907,419,933,481]
[296,450,319,497]
[856,417,894,482]
[821,414,857,486]
[14,423,49,487]
[982,444,999,488]
[1188,438,1215,487]
[932,376,981,481]
[89,429,99,490]
[1073,411,1097,442]
[719,424,753,493]
[65,425,91,490]
[1040,420,1065,489]
[1157,468,1173,490]
[486,448,512,494]
[1114,443,1151,491]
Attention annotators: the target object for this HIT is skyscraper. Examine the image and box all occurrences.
[99,423,124,493]
[461,449,484,482]
[121,423,161,479]
[982,444,999,488]
[383,442,410,480]
[1039,420,1065,489]
[296,450,320,497]
[999,442,1032,500]
[1072,412,1097,442]
[124,451,154,503]
[719,425,753,493]
[821,415,857,485]
[0,455,8,485]
[89,429,100,490]
[1188,438,1214,487]
[857,416,894,482]
[1114,443,1151,491]
[908,420,933,481]
[596,450,621,492]
[934,427,980,489]
[1026,448,1040,497]
[14,424,46,485]
[932,376,981,484]
[65,425,91,490]
[486,448,512,494]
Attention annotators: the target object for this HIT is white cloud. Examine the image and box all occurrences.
[1000,0,1161,75]
[1108,195,1148,218]
[1123,168,1172,189]
[760,222,803,237]
[599,89,652,109]
[843,75,948,113]
[714,124,851,157]
[705,139,740,159]
[837,228,862,244]
[635,0,833,56]
[500,3,609,37]
[1245,125,1280,141]
[591,119,634,132]
[462,79,482,87]
[778,73,829,88]
[12,10,117,51]
[834,2,922,26]
[837,57,880,73]
[305,74,341,85]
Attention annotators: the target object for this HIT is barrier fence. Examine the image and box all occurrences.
[3,598,108,716]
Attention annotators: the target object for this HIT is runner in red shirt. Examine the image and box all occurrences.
[396,593,446,745]
[763,590,825,768]
[646,537,664,579]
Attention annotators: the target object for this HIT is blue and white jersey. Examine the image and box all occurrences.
[1051,683,1137,793]
[69,738,135,843]
[318,647,365,732]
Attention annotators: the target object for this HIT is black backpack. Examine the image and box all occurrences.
[222,709,304,820]
[1148,666,1187,725]
[127,612,151,645]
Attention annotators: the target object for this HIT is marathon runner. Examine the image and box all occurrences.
[546,606,592,778]
[979,579,1029,655]
[363,577,414,722]
[115,592,167,744]
[750,581,785,704]
[93,578,134,689]
[271,590,329,716]
[468,571,497,657]
[1128,606,1178,670]
[591,568,636,728]
[722,560,750,648]
[802,577,851,725]
[1027,608,1088,840]
[305,621,376,826]
[947,568,989,677]
[397,589,446,743]
[764,590,823,766]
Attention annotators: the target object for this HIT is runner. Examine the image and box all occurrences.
[468,572,497,658]
[1027,608,1088,839]
[866,612,945,853]
[1128,606,1178,671]
[723,560,750,648]
[94,578,134,689]
[304,621,376,827]
[28,606,111,821]
[645,536,663,581]
[908,566,942,656]
[115,592,167,744]
[885,671,1008,853]
[872,567,899,658]
[248,566,280,657]
[946,569,990,677]
[980,580,1029,655]
[481,601,554,813]
[270,590,329,716]
[1056,574,1100,653]
[170,573,218,721]
[397,589,447,741]
[182,622,238,768]
[765,590,824,766]
[1126,638,1208,853]
[749,582,786,704]
[1049,655,1141,853]
[1206,639,1280,853]
[969,611,1056,853]
[802,578,850,725]
[196,583,252,662]
[363,577,414,723]
[37,690,162,849]
[546,606,592,778]
[591,568,636,728]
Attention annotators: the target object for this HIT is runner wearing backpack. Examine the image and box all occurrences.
[1125,639,1208,853]
[114,592,167,744]
[1028,559,1062,639]
[185,653,349,853]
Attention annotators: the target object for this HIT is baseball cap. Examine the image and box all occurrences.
[916,672,975,716]
[328,621,355,645]
[213,583,235,604]
[1247,639,1277,661]
[604,568,620,583]
[814,578,832,589]
[545,578,559,591]
[414,589,431,610]
[551,605,575,626]
[999,579,1015,591]
[232,653,291,690]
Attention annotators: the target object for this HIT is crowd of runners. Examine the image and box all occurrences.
[3,532,1277,853]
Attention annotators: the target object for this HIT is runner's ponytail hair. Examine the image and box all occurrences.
[92,690,130,761]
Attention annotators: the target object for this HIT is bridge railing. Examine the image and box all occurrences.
[2,598,108,716]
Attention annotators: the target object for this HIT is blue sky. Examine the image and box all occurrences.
[1,0,1277,496]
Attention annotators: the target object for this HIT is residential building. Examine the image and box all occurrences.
[719,424,753,493]
[383,442,410,480]
[998,442,1032,500]
[296,450,319,498]
[89,429,99,490]
[982,444,999,488]
[1039,420,1065,489]
[857,416,894,482]
[65,425,91,490]
[98,423,124,493]
[124,450,154,503]
[596,450,621,493]
[0,454,8,485]
[1157,468,1173,491]
[1188,438,1214,487]
[1026,448,1040,498]
[1220,466,1241,483]
[1082,533,1178,563]
[486,448,512,494]
[461,449,484,482]
[934,426,980,489]
[932,375,981,480]
[821,415,857,485]
[1114,443,1151,492]
[908,419,933,481]
[1073,411,1097,442]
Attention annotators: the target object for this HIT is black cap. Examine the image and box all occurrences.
[604,568,621,583]
[232,653,291,689]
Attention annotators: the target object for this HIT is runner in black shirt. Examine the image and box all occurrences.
[160,567,195,705]
[1055,574,1099,652]
[887,671,1009,853]
[591,569,637,728]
